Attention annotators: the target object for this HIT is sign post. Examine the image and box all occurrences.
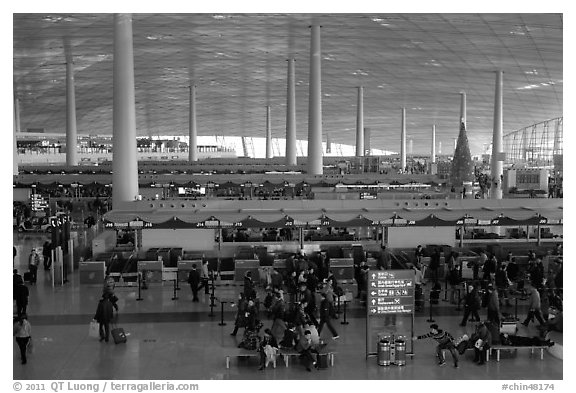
[366,270,415,358]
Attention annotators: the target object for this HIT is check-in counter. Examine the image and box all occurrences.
[137,260,163,283]
[234,259,260,282]
[79,261,106,284]
[330,258,355,281]
[177,260,203,282]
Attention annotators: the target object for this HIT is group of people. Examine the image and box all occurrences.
[227,252,344,371]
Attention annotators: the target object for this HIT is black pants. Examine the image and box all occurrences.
[524,309,545,325]
[29,265,38,284]
[436,342,458,366]
[16,302,27,318]
[460,307,481,325]
[299,348,318,370]
[306,311,319,327]
[487,308,501,326]
[198,278,210,294]
[474,346,489,364]
[16,336,30,364]
[99,322,110,342]
[318,317,338,337]
[43,255,52,270]
[190,285,199,301]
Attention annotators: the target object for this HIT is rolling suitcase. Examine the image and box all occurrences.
[111,327,127,344]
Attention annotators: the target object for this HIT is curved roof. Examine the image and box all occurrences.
[13,13,562,155]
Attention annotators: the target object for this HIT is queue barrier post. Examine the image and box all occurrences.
[171,279,178,300]
[219,301,227,326]
[136,272,143,301]
[341,300,350,325]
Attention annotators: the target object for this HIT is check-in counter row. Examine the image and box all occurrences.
[79,257,359,284]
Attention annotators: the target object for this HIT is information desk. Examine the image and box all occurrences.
[234,259,260,282]
[177,260,203,282]
[137,260,163,283]
[79,261,106,284]
[329,258,354,281]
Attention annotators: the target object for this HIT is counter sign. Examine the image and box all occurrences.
[367,270,414,315]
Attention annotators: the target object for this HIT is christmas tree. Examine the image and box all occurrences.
[450,121,474,186]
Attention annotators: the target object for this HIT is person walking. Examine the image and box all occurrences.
[28,249,40,284]
[460,284,481,326]
[42,241,52,270]
[230,293,247,336]
[522,286,546,326]
[197,260,210,295]
[318,292,339,340]
[187,264,201,302]
[13,314,32,364]
[14,280,29,318]
[94,294,114,342]
[486,284,501,326]
[413,324,459,368]
[102,274,118,311]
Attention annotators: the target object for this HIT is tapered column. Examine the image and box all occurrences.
[13,96,19,175]
[66,61,78,166]
[112,13,139,206]
[364,127,371,155]
[355,86,364,157]
[431,125,436,163]
[265,105,272,159]
[460,92,467,127]
[188,85,198,162]
[491,70,504,199]
[285,58,297,165]
[400,107,406,170]
[307,24,323,175]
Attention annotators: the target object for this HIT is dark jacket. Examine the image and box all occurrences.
[187,269,201,287]
[465,290,481,309]
[417,329,454,345]
[471,323,492,349]
[14,283,29,305]
[94,298,114,324]
[319,297,334,320]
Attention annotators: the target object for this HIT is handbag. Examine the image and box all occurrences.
[89,319,100,339]
[26,338,34,354]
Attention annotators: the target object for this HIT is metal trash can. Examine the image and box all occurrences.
[378,335,392,366]
[395,336,406,366]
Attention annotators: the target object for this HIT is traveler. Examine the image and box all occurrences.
[230,293,247,336]
[28,249,39,284]
[197,260,210,295]
[13,314,32,364]
[102,274,118,311]
[14,280,29,317]
[486,284,501,326]
[414,245,424,267]
[42,241,52,270]
[522,286,546,326]
[470,322,491,365]
[429,248,441,284]
[296,329,320,371]
[94,294,114,343]
[187,264,201,302]
[318,292,339,340]
[495,263,511,307]
[413,324,459,368]
[460,285,481,326]
[258,329,279,370]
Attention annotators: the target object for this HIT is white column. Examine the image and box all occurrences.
[400,107,406,170]
[355,86,364,157]
[189,85,198,162]
[431,124,436,163]
[491,70,504,199]
[285,58,297,166]
[112,13,139,206]
[460,92,467,127]
[66,61,78,166]
[265,105,272,159]
[13,96,19,175]
[439,141,442,155]
[307,24,323,175]
[409,139,414,156]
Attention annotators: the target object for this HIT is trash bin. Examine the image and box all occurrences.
[395,336,406,366]
[378,335,392,366]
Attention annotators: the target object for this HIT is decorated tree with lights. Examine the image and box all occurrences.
[450,121,474,186]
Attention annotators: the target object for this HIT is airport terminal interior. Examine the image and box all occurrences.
[10,12,564,383]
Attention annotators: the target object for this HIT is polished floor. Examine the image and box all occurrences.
[11,233,563,382]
